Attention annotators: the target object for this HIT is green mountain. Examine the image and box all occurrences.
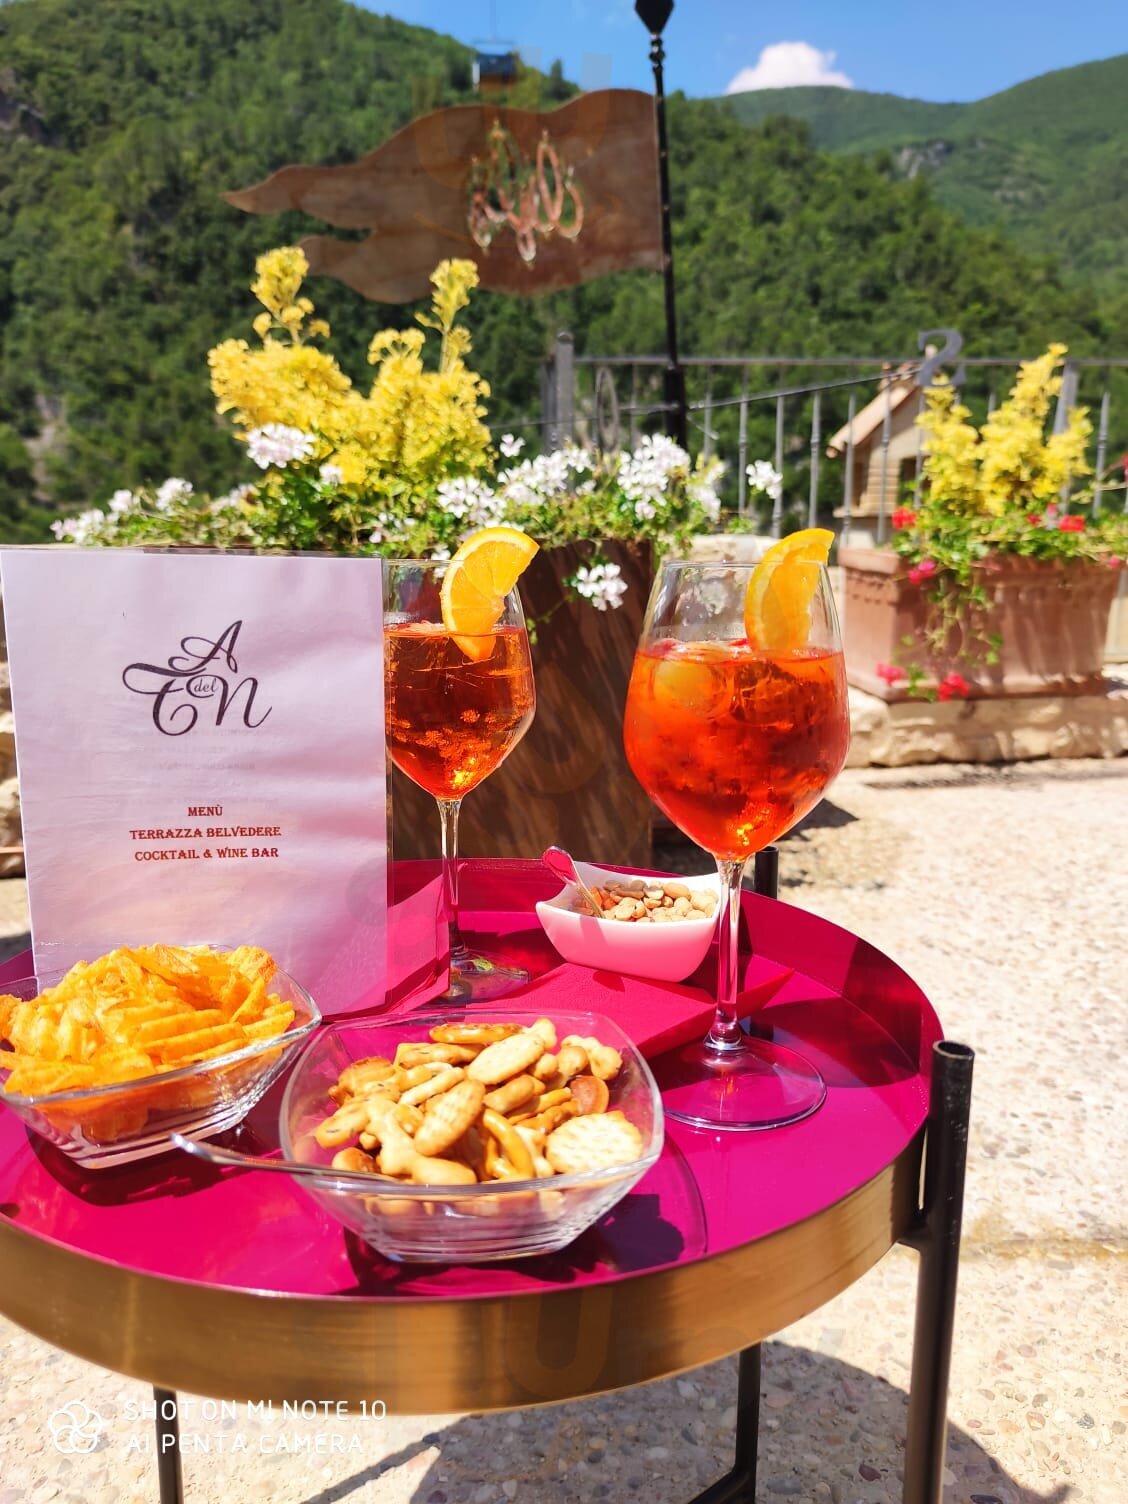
[0,0,1122,533]
[720,55,1128,293]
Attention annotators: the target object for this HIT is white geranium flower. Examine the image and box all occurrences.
[746,460,783,504]
[572,562,628,611]
[527,451,570,495]
[498,476,535,510]
[212,484,256,510]
[108,488,136,517]
[318,462,344,486]
[498,433,525,459]
[245,424,316,470]
[616,434,688,518]
[53,508,106,545]
[636,433,689,473]
[560,441,594,472]
[369,512,397,546]
[154,477,193,511]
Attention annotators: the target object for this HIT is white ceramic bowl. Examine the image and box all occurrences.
[536,862,720,983]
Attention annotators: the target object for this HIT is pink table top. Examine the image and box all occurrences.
[0,859,942,1307]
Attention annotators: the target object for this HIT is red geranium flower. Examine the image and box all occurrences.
[936,672,971,701]
[876,661,906,685]
[1058,515,1085,532]
[1026,513,1042,526]
[891,507,917,530]
[1109,556,1124,570]
[907,559,938,585]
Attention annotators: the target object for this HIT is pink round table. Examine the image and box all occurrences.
[0,858,970,1504]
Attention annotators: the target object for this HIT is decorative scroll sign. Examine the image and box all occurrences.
[466,121,584,264]
[223,90,661,302]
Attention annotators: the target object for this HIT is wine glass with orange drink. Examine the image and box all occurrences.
[624,531,850,1129]
[383,527,539,1000]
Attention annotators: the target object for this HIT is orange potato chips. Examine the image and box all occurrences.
[0,944,294,1098]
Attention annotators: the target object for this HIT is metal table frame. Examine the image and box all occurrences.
[27,850,977,1504]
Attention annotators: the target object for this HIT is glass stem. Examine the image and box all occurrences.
[707,857,748,1050]
[437,798,468,964]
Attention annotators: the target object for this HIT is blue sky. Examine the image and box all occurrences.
[359,0,1128,102]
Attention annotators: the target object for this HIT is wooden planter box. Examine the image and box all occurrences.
[390,541,654,866]
[840,545,1123,702]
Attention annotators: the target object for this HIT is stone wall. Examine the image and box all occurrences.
[846,683,1128,767]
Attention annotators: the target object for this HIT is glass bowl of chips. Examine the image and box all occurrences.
[0,945,320,1168]
[278,1009,664,1263]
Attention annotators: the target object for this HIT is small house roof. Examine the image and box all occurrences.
[826,366,920,458]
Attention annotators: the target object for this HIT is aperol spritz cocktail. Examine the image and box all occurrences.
[624,641,849,861]
[384,623,535,801]
[383,536,538,1000]
[624,546,850,1129]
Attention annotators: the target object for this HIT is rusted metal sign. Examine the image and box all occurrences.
[223,90,662,302]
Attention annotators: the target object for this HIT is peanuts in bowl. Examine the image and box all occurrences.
[536,862,721,983]
[577,874,717,923]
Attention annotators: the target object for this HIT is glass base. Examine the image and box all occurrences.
[655,1034,826,1130]
[438,948,529,1003]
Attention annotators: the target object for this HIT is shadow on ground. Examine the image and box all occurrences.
[863,761,1128,792]
[284,1347,1068,1504]
[0,931,29,965]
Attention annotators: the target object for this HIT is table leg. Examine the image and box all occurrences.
[751,847,778,902]
[899,1040,974,1504]
[685,1345,761,1504]
[153,1387,185,1504]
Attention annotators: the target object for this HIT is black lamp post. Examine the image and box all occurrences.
[635,0,687,448]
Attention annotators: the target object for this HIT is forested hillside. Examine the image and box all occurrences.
[0,0,1123,534]
[721,55,1128,296]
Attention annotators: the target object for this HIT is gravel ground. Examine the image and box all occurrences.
[0,757,1125,1504]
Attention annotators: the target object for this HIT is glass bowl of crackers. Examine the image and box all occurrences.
[536,862,721,983]
[0,945,320,1168]
[279,1009,664,1263]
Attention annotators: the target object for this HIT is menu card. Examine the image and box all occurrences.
[1,548,401,1015]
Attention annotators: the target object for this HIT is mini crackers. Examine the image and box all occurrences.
[544,1112,644,1175]
[314,1017,646,1188]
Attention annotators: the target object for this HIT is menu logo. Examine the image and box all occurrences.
[123,621,273,737]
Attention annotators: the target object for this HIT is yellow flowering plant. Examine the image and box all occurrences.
[884,345,1127,694]
[206,248,493,543]
[58,246,724,580]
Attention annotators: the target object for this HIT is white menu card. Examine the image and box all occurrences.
[1,548,390,1015]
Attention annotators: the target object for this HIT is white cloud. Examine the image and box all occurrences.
[725,42,853,94]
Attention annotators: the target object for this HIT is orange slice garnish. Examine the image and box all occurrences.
[744,528,834,650]
[440,526,539,660]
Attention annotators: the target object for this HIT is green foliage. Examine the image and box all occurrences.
[0,0,1126,538]
[720,56,1128,296]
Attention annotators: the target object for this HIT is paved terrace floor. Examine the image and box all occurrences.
[0,756,1125,1504]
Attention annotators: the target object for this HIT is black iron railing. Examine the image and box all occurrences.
[538,333,1128,545]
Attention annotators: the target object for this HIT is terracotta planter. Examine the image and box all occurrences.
[840,546,1122,702]
[390,541,654,866]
